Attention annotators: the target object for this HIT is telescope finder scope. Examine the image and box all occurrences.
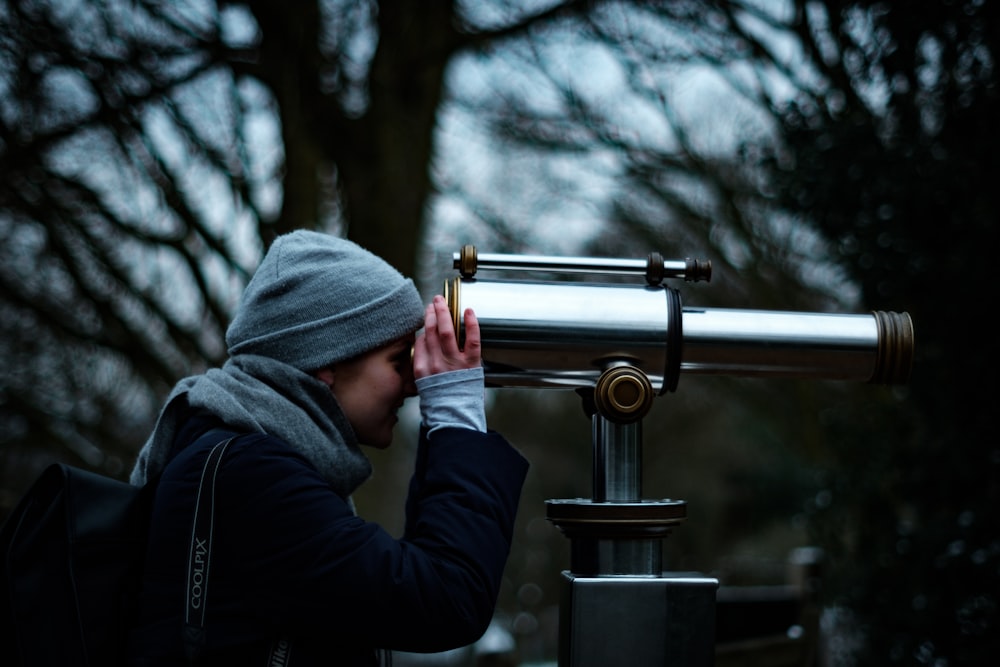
[444,247,914,393]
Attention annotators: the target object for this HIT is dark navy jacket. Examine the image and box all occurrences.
[127,413,529,666]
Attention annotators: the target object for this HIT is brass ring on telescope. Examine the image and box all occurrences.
[456,244,478,278]
[870,310,915,384]
[594,366,654,423]
[443,277,463,348]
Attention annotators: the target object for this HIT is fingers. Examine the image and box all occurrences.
[412,302,434,380]
[431,295,459,352]
[462,307,481,360]
[413,295,481,379]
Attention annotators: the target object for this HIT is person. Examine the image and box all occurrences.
[126,230,529,666]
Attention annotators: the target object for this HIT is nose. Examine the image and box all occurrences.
[403,379,418,398]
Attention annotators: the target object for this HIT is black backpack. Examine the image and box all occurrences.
[0,432,241,667]
[0,463,156,666]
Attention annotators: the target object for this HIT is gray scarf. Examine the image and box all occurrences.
[129,354,372,499]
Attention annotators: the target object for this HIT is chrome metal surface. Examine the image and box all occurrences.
[452,250,710,282]
[575,538,663,577]
[681,308,882,380]
[446,277,678,391]
[446,277,913,389]
[559,575,718,667]
[546,499,687,575]
[593,416,641,503]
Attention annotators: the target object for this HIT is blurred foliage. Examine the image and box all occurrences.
[762,1,1000,664]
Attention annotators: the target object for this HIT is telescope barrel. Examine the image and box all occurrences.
[444,277,913,392]
[681,307,913,384]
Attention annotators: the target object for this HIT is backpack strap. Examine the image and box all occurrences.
[182,435,235,661]
[179,431,294,665]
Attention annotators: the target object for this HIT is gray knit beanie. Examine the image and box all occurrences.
[226,230,425,371]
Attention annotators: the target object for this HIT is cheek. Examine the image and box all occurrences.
[369,368,403,402]
[384,373,407,402]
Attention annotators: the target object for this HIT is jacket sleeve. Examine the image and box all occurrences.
[218,428,528,653]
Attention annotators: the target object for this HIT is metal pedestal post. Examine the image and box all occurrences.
[546,366,719,667]
[558,575,718,667]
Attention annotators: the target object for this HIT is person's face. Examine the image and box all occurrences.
[316,335,417,449]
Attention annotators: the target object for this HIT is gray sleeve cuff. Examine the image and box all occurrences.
[415,366,486,435]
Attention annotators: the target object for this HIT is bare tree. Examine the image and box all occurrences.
[0,0,615,478]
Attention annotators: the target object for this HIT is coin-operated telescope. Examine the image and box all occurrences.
[444,246,914,667]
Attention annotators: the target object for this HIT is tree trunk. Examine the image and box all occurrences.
[337,1,458,276]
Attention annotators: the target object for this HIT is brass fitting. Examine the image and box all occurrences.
[594,365,654,423]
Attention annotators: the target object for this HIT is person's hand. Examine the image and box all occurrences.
[413,295,481,380]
